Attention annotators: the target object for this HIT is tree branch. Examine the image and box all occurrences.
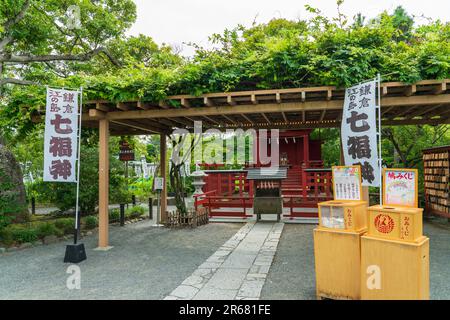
[0,47,120,66]
[0,77,38,86]
[0,0,31,50]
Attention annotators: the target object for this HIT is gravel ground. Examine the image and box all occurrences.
[261,219,450,300]
[0,220,242,300]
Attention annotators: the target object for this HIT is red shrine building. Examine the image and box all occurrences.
[195,130,333,221]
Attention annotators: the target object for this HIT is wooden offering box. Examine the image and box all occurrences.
[361,235,429,300]
[318,200,367,232]
[314,228,365,300]
[367,205,423,242]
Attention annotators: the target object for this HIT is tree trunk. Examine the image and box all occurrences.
[0,137,29,222]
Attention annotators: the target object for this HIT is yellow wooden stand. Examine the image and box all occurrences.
[360,235,429,300]
[367,205,423,242]
[318,200,367,232]
[314,228,366,300]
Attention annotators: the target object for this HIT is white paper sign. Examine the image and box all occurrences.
[341,80,380,186]
[332,166,362,201]
[154,177,164,190]
[43,88,79,182]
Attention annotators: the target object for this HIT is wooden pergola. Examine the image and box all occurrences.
[79,79,449,249]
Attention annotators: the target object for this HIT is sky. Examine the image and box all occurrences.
[127,0,450,56]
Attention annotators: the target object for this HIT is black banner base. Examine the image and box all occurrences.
[64,243,87,263]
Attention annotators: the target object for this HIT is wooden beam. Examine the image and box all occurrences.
[251,94,258,105]
[90,94,450,122]
[185,116,197,123]
[319,110,326,121]
[241,114,254,124]
[172,117,192,127]
[203,116,220,125]
[158,100,169,109]
[381,106,395,117]
[227,96,236,106]
[261,113,272,124]
[89,108,106,119]
[111,120,162,134]
[136,101,150,110]
[389,106,418,119]
[116,102,131,111]
[281,112,288,123]
[404,84,416,97]
[276,93,281,104]
[180,98,191,108]
[433,82,446,95]
[204,97,214,107]
[429,107,450,118]
[302,110,306,122]
[96,102,109,112]
[221,114,236,124]
[404,105,441,120]
[98,118,109,248]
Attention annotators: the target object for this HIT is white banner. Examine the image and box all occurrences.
[43,88,80,182]
[341,80,380,186]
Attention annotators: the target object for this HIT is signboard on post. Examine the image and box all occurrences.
[44,87,86,263]
[43,88,79,182]
[341,79,380,187]
[383,168,418,208]
[154,177,164,190]
[332,165,363,201]
[119,140,135,162]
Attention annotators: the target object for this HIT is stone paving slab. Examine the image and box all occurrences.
[165,221,284,300]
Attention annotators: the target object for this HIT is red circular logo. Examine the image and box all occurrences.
[374,214,395,234]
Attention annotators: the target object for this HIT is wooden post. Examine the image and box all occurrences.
[339,128,345,165]
[160,133,167,223]
[98,118,109,248]
[362,186,370,206]
[303,134,309,167]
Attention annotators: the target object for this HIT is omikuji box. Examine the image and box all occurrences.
[367,205,423,242]
[318,200,367,232]
[361,235,429,300]
[314,228,366,300]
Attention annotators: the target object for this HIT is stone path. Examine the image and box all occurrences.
[164,221,284,300]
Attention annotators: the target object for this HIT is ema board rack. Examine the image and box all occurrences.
[423,145,450,218]
[317,200,367,232]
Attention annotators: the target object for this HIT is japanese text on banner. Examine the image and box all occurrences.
[341,80,380,186]
[43,88,79,182]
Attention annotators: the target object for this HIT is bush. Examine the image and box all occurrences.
[109,208,120,221]
[8,225,38,243]
[36,222,58,239]
[54,218,75,235]
[84,215,98,230]
[125,206,145,219]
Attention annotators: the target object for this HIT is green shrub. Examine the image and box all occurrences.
[125,206,145,219]
[84,215,98,230]
[54,218,75,235]
[109,208,120,221]
[0,227,13,246]
[7,225,38,243]
[36,222,58,239]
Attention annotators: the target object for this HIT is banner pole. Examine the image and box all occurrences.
[377,73,383,205]
[74,87,83,244]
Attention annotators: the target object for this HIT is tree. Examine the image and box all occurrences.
[0,0,137,86]
[0,0,136,221]
[391,6,414,42]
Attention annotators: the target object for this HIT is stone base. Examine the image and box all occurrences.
[64,243,87,263]
[93,246,114,251]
